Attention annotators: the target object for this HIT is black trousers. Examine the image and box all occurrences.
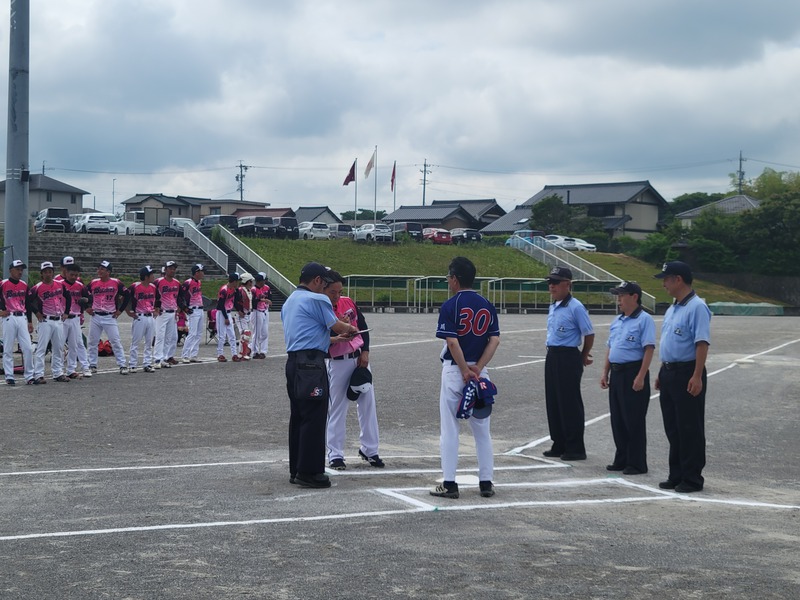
[659,364,706,489]
[609,363,650,472]
[286,350,330,477]
[544,347,585,455]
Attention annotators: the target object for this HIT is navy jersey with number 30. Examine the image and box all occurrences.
[437,290,500,362]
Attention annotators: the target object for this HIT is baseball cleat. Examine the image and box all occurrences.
[119,367,129,375]
[53,375,70,383]
[82,370,93,378]
[181,357,191,364]
[479,481,495,498]
[329,458,346,471]
[154,362,162,369]
[143,365,155,373]
[6,379,16,386]
[217,355,227,362]
[429,483,459,499]
[358,449,385,468]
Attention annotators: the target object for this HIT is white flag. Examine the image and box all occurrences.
[364,149,376,179]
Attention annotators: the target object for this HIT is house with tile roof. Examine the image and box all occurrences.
[675,194,760,228]
[429,199,506,228]
[0,174,89,216]
[381,204,477,230]
[293,206,342,225]
[121,193,269,223]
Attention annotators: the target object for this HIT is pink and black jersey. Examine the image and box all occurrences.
[155,277,180,311]
[128,282,157,314]
[29,280,70,317]
[216,284,239,318]
[0,278,29,314]
[88,278,127,313]
[64,280,90,316]
[179,277,204,310]
[252,284,271,311]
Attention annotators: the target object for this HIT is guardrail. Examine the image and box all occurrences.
[344,274,422,308]
[508,236,656,313]
[215,226,297,298]
[182,222,229,274]
[487,278,621,312]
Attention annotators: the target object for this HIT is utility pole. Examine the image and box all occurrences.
[420,159,431,206]
[737,150,746,194]
[4,0,30,278]
[236,160,250,202]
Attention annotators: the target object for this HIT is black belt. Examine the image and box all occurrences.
[137,313,153,317]
[11,311,24,316]
[190,306,203,310]
[94,311,112,316]
[332,349,361,361]
[163,309,176,313]
[610,360,642,372]
[662,360,696,371]
[45,316,62,321]
[547,346,577,353]
[66,314,78,319]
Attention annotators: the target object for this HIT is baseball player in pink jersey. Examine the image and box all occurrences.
[178,263,205,363]
[323,270,384,470]
[126,266,158,373]
[250,272,272,359]
[215,273,242,362]
[1,260,34,385]
[62,261,92,379]
[29,261,72,383]
[235,273,254,359]
[154,261,180,368]
[86,260,130,374]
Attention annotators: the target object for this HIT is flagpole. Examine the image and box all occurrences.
[354,158,358,226]
[392,161,397,242]
[373,145,378,224]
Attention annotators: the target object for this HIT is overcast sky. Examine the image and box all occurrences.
[3,0,800,216]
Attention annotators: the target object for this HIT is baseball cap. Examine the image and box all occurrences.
[139,265,154,278]
[228,272,240,282]
[609,281,643,297]
[9,259,26,269]
[255,272,266,282]
[61,256,75,266]
[191,263,205,275]
[40,261,54,271]
[66,262,81,272]
[546,266,573,283]
[472,378,497,419]
[654,261,692,281]
[300,262,334,283]
[165,261,177,268]
[98,260,112,270]
[240,273,254,284]
[347,366,373,401]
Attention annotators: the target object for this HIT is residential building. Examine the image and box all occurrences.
[675,194,760,228]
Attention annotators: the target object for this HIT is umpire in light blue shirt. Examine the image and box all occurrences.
[543,266,595,462]
[654,261,711,494]
[600,281,656,475]
[281,262,358,489]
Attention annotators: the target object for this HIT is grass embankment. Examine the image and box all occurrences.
[197,238,777,306]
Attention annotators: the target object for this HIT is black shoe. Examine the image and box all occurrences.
[289,474,296,485]
[623,467,646,475]
[658,480,679,490]
[329,458,346,471]
[479,481,495,498]
[294,473,331,488]
[33,377,47,385]
[542,449,562,458]
[430,482,459,499]
[606,464,625,471]
[6,379,15,386]
[359,449,385,468]
[675,482,702,493]
[560,453,586,461]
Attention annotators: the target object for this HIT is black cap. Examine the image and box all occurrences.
[255,271,266,282]
[228,272,240,282]
[654,261,692,281]
[98,260,112,271]
[347,366,373,401]
[300,262,333,283]
[191,263,204,275]
[546,266,573,283]
[610,281,643,297]
[139,265,154,279]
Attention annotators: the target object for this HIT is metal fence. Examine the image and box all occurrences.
[182,222,228,274]
[216,226,297,297]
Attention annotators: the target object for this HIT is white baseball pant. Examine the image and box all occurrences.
[181,308,204,359]
[63,316,90,375]
[251,309,269,355]
[87,313,127,368]
[216,311,237,358]
[326,355,380,461]
[439,362,494,482]
[2,314,34,382]
[129,314,155,368]
[33,318,66,379]
[154,311,178,363]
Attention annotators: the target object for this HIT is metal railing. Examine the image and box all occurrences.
[215,226,297,297]
[182,222,228,274]
[508,236,656,312]
[344,274,422,308]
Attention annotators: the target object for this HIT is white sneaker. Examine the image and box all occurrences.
[128,367,138,374]
[82,370,93,378]
[119,367,129,375]
[181,357,191,364]
[161,361,172,369]
[154,362,162,369]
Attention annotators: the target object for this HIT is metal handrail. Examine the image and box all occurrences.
[215,227,297,297]
[508,236,656,313]
[182,222,228,273]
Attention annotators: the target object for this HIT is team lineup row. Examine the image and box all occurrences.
[0,257,273,384]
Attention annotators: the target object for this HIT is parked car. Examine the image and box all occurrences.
[156,224,183,237]
[545,234,578,250]
[33,207,71,233]
[273,216,299,239]
[422,228,452,245]
[390,221,423,242]
[353,223,392,242]
[298,221,332,240]
[237,216,280,238]
[450,228,482,244]
[72,213,113,234]
[572,237,597,252]
[504,229,545,246]
[87,212,135,235]
[329,223,354,239]
[198,214,239,236]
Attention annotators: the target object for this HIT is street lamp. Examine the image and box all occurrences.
[112,178,116,215]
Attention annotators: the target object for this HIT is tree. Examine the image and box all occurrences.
[529,194,572,233]
[736,192,800,274]
[340,209,387,221]
[666,192,724,220]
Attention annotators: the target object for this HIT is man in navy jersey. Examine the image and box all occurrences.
[430,257,500,499]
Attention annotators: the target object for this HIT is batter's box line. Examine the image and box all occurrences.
[327,463,565,477]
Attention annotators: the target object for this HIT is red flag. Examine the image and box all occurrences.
[364,149,376,179]
[343,161,356,186]
[390,161,396,192]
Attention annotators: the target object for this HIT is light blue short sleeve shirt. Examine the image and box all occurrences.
[281,287,338,352]
[546,295,594,347]
[607,307,656,363]
[659,292,712,363]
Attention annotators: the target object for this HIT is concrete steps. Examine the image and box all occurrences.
[28,232,227,278]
